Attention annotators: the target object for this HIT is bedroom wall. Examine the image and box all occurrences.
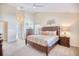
[33,12,79,47]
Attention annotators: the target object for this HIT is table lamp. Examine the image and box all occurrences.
[62,26,70,37]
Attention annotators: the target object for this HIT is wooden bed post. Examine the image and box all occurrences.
[46,47,48,56]
[25,38,27,45]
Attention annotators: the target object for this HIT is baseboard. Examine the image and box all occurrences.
[70,44,79,48]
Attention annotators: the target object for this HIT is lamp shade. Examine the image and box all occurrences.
[61,26,70,37]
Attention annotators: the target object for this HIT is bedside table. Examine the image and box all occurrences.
[59,37,70,47]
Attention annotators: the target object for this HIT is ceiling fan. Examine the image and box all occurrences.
[32,3,44,8]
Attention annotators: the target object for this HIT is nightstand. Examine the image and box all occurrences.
[59,36,70,47]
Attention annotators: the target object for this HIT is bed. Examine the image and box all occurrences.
[27,26,60,56]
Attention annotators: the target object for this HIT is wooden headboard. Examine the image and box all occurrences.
[41,26,60,36]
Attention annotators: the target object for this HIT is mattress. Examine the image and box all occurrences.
[27,35,59,47]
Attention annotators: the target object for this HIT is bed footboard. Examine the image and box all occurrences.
[27,40,49,56]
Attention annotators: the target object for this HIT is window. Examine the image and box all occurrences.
[25,19,34,29]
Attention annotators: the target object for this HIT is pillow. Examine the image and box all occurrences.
[48,31,57,36]
[41,31,49,35]
[41,31,57,36]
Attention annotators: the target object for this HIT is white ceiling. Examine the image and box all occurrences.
[6,3,79,13]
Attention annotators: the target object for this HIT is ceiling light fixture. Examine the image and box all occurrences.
[33,3,36,8]
[33,3,44,8]
[33,6,36,8]
[16,6,25,24]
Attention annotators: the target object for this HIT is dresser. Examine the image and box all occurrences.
[59,36,70,47]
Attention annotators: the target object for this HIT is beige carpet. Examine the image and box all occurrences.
[12,44,79,56]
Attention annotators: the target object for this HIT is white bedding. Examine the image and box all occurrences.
[27,35,59,47]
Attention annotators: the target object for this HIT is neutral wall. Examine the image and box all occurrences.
[33,12,79,47]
